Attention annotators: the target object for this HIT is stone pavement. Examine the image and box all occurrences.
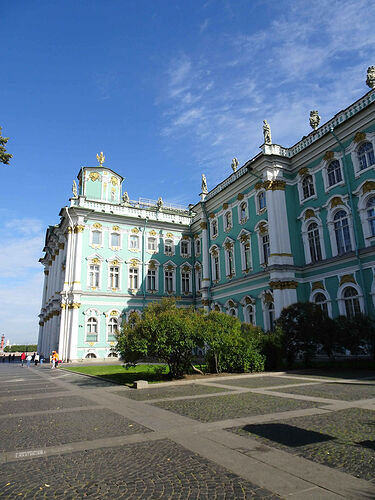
[0,364,374,499]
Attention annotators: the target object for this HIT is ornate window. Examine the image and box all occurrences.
[302,175,315,199]
[239,201,248,223]
[195,238,201,256]
[224,211,232,231]
[224,240,235,278]
[358,142,375,171]
[211,219,218,238]
[129,234,139,250]
[262,234,270,265]
[210,246,220,282]
[164,270,174,293]
[267,302,275,331]
[181,266,191,294]
[314,292,329,316]
[327,160,343,187]
[307,222,322,262]
[367,196,375,237]
[147,269,156,291]
[238,231,252,272]
[91,230,102,246]
[107,317,118,342]
[129,267,139,289]
[147,237,157,252]
[243,302,255,325]
[164,239,174,256]
[86,317,98,342]
[110,232,120,248]
[257,191,266,212]
[195,264,202,292]
[342,286,361,319]
[89,264,100,287]
[180,240,190,257]
[334,210,352,255]
[109,265,119,289]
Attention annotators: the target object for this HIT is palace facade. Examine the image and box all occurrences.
[38,77,375,361]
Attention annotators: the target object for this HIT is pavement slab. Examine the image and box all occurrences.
[273,381,375,401]
[115,382,232,401]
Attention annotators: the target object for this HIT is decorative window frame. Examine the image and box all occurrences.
[256,189,267,215]
[323,195,354,257]
[347,131,375,178]
[90,224,104,249]
[146,232,159,254]
[237,229,252,273]
[354,180,375,247]
[86,254,103,290]
[261,290,274,331]
[104,309,121,342]
[194,236,201,257]
[223,210,233,232]
[237,198,249,225]
[321,153,345,192]
[241,296,256,325]
[107,256,123,291]
[211,302,222,312]
[194,262,202,293]
[309,287,332,318]
[84,307,101,343]
[163,234,175,256]
[109,226,122,251]
[180,262,192,295]
[223,237,236,279]
[128,230,141,253]
[209,244,221,283]
[210,217,219,239]
[337,281,364,317]
[163,260,176,294]
[126,309,141,322]
[146,259,160,293]
[298,173,317,204]
[127,258,141,293]
[255,220,269,267]
[224,299,238,317]
[298,208,326,264]
[180,236,191,258]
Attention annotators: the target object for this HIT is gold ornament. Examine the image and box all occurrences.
[93,223,102,229]
[200,222,207,230]
[89,171,100,182]
[311,281,324,291]
[75,224,85,233]
[131,227,140,234]
[111,176,118,186]
[129,259,138,268]
[323,151,334,161]
[110,310,118,316]
[112,225,120,231]
[354,131,366,143]
[298,167,308,176]
[264,180,286,191]
[304,209,315,219]
[339,274,356,286]
[149,229,157,236]
[166,232,173,238]
[237,193,244,200]
[96,152,105,165]
[362,181,375,194]
[330,196,343,208]
[223,203,229,210]
[91,258,100,265]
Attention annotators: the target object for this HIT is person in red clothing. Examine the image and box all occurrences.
[20,352,26,367]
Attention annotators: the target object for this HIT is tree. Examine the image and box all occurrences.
[0,127,12,165]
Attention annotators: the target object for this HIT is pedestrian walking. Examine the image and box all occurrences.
[51,351,56,369]
[26,354,32,368]
[34,353,40,366]
[8,354,11,363]
[12,354,15,362]
[39,353,44,366]
[20,352,26,367]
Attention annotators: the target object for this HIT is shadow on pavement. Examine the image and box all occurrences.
[242,423,334,447]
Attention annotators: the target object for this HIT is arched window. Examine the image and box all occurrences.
[307,222,322,262]
[258,191,266,211]
[342,286,361,319]
[262,233,270,265]
[314,292,328,316]
[86,317,98,342]
[211,219,218,237]
[334,210,352,255]
[195,265,202,291]
[107,318,118,341]
[267,302,275,331]
[228,308,236,317]
[85,352,97,359]
[302,175,315,199]
[245,304,255,324]
[327,160,342,187]
[366,196,375,237]
[195,238,201,256]
[357,142,375,171]
[224,211,232,231]
[240,202,247,221]
[129,267,139,289]
[164,239,174,255]
[210,248,220,282]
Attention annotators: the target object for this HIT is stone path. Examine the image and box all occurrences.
[0,364,374,499]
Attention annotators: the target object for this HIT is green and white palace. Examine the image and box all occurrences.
[38,69,375,361]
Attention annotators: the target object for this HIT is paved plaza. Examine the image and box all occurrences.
[0,364,374,499]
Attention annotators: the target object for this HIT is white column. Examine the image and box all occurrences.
[266,182,293,266]
[200,220,210,311]
[72,221,84,292]
[68,303,81,361]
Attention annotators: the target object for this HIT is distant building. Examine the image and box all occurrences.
[38,75,375,361]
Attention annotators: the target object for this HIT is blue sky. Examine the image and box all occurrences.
[1,0,375,344]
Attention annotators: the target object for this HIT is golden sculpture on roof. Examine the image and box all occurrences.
[96,152,105,165]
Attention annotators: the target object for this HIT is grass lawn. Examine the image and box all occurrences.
[62,364,171,386]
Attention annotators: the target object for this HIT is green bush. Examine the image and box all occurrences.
[4,344,37,353]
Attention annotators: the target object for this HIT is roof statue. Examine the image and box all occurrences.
[309,110,321,131]
[231,158,239,172]
[263,120,272,144]
[72,180,78,198]
[157,197,163,209]
[96,151,105,165]
[201,174,208,194]
[122,191,129,203]
[366,66,375,89]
